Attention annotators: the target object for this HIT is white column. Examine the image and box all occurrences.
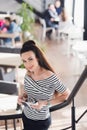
[74,0,84,28]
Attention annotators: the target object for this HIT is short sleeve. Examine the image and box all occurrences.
[54,75,66,93]
[24,75,29,92]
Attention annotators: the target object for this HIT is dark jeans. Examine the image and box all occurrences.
[46,21,59,30]
[22,112,51,130]
[3,36,20,43]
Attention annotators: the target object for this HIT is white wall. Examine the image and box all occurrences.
[24,0,45,12]
[74,0,84,27]
[65,0,73,18]
[65,0,84,28]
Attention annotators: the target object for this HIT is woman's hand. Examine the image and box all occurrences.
[17,93,28,105]
[50,18,55,22]
[17,95,24,105]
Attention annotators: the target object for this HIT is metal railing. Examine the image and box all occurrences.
[50,66,87,130]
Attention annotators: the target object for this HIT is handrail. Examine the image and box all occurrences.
[50,66,87,112]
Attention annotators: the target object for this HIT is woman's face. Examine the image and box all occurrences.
[5,20,10,27]
[49,4,56,12]
[55,1,61,8]
[21,51,39,72]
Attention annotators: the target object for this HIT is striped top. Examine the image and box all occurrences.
[23,73,66,120]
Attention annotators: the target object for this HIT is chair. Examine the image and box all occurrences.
[72,41,87,70]
[0,67,16,82]
[39,18,55,40]
[14,32,23,44]
[58,18,73,39]
[0,81,22,130]
[58,16,84,40]
[0,68,3,80]
[0,80,19,95]
[58,19,85,56]
[61,25,84,40]
[0,80,19,111]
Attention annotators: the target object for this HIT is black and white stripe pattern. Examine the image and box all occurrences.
[23,74,66,120]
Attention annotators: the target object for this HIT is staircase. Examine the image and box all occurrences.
[49,106,87,130]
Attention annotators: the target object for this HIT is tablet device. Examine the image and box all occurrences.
[22,101,38,108]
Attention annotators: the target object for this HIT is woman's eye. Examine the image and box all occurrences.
[28,58,33,61]
[22,58,33,63]
[23,60,26,63]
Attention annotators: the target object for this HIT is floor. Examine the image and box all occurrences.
[0,24,87,130]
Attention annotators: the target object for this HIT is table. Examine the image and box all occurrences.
[0,94,18,112]
[0,32,21,46]
[0,52,22,81]
[72,41,87,53]
[0,53,22,67]
[0,94,22,130]
[72,41,87,71]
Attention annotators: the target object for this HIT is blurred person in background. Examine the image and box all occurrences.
[44,3,59,29]
[0,19,7,32]
[0,17,21,46]
[55,0,63,16]
[43,3,60,39]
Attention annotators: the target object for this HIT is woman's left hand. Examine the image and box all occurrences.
[30,100,46,110]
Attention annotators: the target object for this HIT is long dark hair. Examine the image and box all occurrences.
[5,17,12,23]
[20,40,55,73]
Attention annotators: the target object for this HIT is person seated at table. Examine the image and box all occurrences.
[0,17,22,45]
[55,0,63,16]
[44,3,59,29]
[0,19,7,45]
[43,3,60,39]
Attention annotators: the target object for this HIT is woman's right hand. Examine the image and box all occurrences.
[50,18,55,22]
[17,95,24,105]
[17,93,28,105]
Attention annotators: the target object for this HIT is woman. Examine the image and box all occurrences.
[46,3,59,29]
[55,0,62,16]
[1,17,22,45]
[18,40,70,130]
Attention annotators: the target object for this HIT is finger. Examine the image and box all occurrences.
[30,104,37,108]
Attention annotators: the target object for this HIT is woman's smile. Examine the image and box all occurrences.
[28,65,34,71]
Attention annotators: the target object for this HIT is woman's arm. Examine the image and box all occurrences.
[47,88,70,106]
[30,88,70,110]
